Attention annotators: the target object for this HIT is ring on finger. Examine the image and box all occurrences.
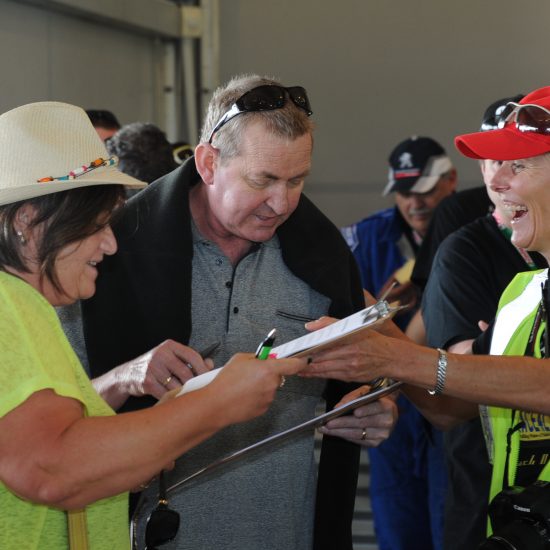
[279,376,286,388]
[162,375,172,387]
[361,428,367,440]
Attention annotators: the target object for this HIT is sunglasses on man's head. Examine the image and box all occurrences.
[497,102,550,135]
[208,84,313,144]
[144,471,180,549]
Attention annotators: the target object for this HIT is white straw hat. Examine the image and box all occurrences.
[0,101,146,206]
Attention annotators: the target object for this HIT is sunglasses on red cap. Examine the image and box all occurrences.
[498,102,550,135]
[208,84,312,144]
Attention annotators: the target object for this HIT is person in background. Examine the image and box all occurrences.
[0,101,304,550]
[85,109,121,142]
[341,136,457,550]
[106,122,178,186]
[409,96,525,294]
[342,137,458,319]
[421,94,548,550]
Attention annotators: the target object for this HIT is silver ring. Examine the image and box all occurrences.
[186,362,195,373]
[162,376,172,387]
[361,428,367,441]
[279,376,286,388]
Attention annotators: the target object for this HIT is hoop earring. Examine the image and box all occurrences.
[16,230,27,245]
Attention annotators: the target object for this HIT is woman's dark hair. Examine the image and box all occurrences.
[0,185,124,294]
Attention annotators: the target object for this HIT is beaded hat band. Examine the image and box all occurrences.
[37,157,118,183]
[0,102,146,207]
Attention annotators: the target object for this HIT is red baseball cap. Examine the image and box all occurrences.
[455,86,550,160]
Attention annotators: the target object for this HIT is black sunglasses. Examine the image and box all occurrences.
[144,471,180,549]
[208,84,313,143]
[497,102,550,135]
[480,104,511,131]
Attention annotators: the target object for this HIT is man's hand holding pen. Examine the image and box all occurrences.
[92,340,220,410]
[118,339,218,400]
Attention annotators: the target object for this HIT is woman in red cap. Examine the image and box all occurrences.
[303,85,550,544]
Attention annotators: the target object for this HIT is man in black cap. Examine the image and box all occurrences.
[342,136,457,322]
[341,136,457,550]
[383,137,457,236]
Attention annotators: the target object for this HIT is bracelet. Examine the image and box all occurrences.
[428,348,447,396]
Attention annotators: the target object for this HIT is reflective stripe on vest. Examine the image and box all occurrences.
[485,269,550,515]
[490,269,548,356]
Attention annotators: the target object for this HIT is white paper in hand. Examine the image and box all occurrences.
[177,368,221,396]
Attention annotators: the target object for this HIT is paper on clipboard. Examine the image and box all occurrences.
[269,300,401,358]
[168,379,402,494]
[177,300,402,396]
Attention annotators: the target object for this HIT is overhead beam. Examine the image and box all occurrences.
[10,0,182,38]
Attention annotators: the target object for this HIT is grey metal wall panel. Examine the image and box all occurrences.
[0,0,169,131]
[218,0,550,226]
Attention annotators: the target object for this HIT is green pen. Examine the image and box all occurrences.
[254,328,277,360]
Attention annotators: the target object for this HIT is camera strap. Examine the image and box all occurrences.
[525,304,544,358]
[503,410,525,490]
[524,280,549,359]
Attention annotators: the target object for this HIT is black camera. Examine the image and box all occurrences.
[479,480,550,550]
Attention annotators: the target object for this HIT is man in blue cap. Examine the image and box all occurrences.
[341,136,457,550]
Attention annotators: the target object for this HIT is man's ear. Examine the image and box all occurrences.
[195,142,218,185]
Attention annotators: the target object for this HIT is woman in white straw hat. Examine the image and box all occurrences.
[0,101,305,549]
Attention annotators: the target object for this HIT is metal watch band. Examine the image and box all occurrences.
[428,348,447,396]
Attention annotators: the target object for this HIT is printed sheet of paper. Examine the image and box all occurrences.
[269,301,393,358]
[177,301,398,396]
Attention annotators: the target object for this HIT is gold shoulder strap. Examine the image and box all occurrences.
[67,508,89,550]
